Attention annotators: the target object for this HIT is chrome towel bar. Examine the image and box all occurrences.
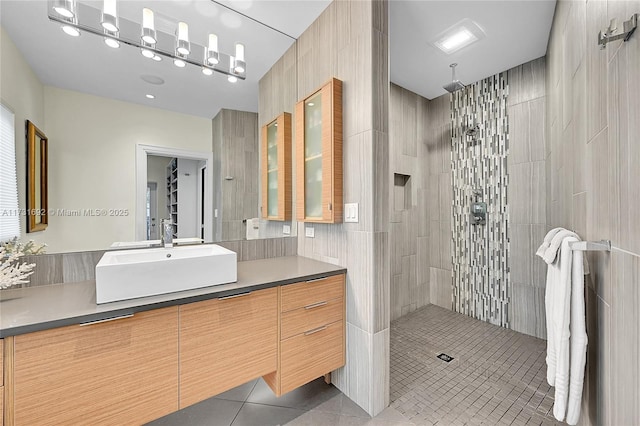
[569,240,611,252]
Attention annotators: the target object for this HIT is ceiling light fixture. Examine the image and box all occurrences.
[141,7,157,44]
[47,1,246,82]
[53,0,76,19]
[101,0,119,33]
[145,94,155,99]
[431,18,485,55]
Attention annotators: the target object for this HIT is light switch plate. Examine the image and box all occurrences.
[283,224,291,235]
[305,226,315,238]
[344,203,359,222]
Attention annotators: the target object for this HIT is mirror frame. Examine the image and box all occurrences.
[26,120,48,233]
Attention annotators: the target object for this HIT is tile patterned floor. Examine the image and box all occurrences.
[148,304,563,425]
[390,305,562,426]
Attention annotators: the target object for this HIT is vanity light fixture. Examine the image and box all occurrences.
[234,43,245,73]
[101,0,119,33]
[431,18,485,55]
[176,22,190,56]
[53,0,76,19]
[141,7,157,45]
[206,34,220,65]
[47,1,246,82]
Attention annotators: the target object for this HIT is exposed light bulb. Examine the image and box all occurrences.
[104,37,120,48]
[228,56,237,82]
[62,25,80,37]
[202,67,213,76]
[101,0,119,32]
[141,8,156,44]
[174,59,186,68]
[206,33,219,65]
[176,22,190,55]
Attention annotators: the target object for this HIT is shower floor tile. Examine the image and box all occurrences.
[390,304,563,425]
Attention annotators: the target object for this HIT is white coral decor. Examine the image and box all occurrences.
[0,238,46,289]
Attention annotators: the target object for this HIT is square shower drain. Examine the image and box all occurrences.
[437,353,454,362]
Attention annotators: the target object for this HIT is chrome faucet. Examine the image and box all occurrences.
[161,219,174,248]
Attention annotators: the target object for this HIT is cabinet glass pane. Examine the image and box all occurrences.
[304,92,323,218]
[266,122,278,216]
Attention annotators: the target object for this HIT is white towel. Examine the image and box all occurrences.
[536,227,564,257]
[539,229,577,387]
[551,237,575,421]
[565,245,588,426]
[539,233,589,424]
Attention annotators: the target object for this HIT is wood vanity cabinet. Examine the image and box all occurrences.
[264,273,345,396]
[295,78,343,223]
[9,307,179,426]
[1,338,4,426]
[261,112,292,221]
[179,287,278,408]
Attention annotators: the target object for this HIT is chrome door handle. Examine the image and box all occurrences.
[304,325,328,336]
[79,313,134,326]
[304,301,328,310]
[218,291,251,300]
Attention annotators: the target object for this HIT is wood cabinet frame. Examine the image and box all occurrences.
[261,112,292,221]
[295,78,343,223]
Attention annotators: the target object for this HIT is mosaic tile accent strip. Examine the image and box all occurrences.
[451,73,511,327]
[390,305,561,425]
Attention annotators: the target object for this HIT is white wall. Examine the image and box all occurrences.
[0,27,45,240]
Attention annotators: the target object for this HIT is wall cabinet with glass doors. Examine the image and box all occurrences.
[295,78,343,223]
[261,112,292,221]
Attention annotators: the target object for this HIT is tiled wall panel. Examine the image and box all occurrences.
[451,73,511,327]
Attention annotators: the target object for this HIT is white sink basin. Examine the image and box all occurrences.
[95,244,237,304]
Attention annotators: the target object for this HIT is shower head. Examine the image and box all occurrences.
[443,63,465,93]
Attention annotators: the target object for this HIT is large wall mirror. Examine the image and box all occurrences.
[0,0,328,254]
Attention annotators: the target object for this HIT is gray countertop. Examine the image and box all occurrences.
[0,256,346,338]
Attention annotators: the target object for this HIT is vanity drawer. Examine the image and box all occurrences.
[280,320,344,394]
[281,274,344,313]
[281,297,343,340]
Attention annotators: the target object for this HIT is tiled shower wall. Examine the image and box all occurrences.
[390,58,546,337]
[388,85,452,321]
[451,72,510,328]
[546,0,640,424]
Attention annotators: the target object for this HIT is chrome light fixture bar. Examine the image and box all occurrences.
[47,0,245,81]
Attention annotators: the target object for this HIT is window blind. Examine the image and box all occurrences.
[0,103,20,242]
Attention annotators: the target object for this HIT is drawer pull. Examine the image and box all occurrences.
[218,291,251,300]
[79,314,134,326]
[304,325,328,336]
[305,277,327,283]
[304,301,328,310]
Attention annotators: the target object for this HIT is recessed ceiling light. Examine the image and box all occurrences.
[140,75,165,85]
[431,18,485,55]
[146,94,155,99]
[62,25,80,37]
